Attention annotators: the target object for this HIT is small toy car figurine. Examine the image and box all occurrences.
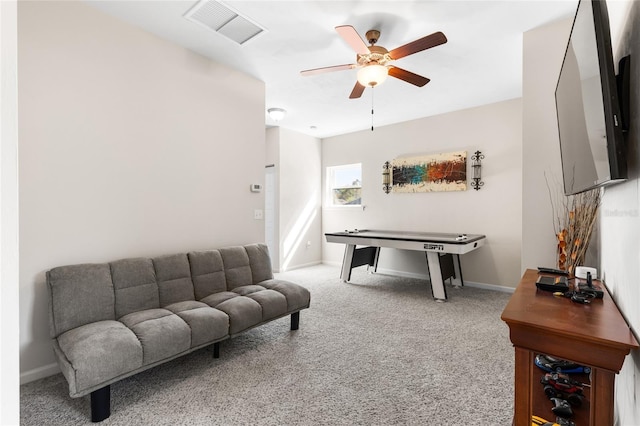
[541,372,584,406]
[550,397,572,418]
[531,415,559,426]
[535,354,591,374]
[532,415,576,426]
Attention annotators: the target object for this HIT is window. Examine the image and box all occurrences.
[327,163,362,206]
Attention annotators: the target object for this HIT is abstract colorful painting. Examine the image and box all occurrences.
[391,151,467,192]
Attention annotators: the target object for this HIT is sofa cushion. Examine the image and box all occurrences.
[111,257,159,318]
[200,291,238,307]
[247,289,288,321]
[188,250,227,299]
[219,246,252,290]
[119,308,191,365]
[260,279,311,312]
[245,243,274,284]
[164,301,229,347]
[232,285,266,296]
[214,296,262,335]
[57,320,142,395]
[47,263,115,337]
[153,254,195,307]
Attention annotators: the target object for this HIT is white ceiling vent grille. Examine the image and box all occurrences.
[184,0,266,45]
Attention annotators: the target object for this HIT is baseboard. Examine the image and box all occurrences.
[374,267,516,293]
[281,260,322,272]
[20,362,60,385]
[464,281,515,294]
[375,267,428,281]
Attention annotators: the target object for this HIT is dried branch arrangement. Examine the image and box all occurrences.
[546,177,601,274]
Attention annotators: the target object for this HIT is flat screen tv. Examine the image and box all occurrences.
[555,0,627,195]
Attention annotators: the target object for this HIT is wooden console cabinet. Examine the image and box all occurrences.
[501,269,638,426]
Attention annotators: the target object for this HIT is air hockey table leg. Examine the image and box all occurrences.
[340,244,356,282]
[425,251,448,301]
[451,254,464,288]
[367,247,381,274]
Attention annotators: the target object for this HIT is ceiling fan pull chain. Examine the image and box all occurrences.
[371,87,375,131]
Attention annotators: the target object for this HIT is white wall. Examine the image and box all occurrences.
[269,127,322,271]
[1,0,20,423]
[322,99,523,288]
[18,1,266,381]
[600,1,640,424]
[521,18,573,273]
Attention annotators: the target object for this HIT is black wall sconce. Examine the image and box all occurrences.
[382,161,391,194]
[471,150,484,190]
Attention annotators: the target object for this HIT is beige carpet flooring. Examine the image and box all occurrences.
[20,264,515,425]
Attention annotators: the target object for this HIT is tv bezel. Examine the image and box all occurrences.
[555,0,627,196]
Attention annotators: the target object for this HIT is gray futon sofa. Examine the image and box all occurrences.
[47,243,310,422]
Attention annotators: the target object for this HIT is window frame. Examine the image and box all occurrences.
[326,163,362,207]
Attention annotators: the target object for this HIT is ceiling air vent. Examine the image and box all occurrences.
[184,0,266,45]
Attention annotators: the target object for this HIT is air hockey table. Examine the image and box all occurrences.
[325,229,486,301]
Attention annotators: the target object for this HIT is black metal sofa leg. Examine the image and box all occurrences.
[90,385,110,422]
[213,341,220,358]
[291,311,300,330]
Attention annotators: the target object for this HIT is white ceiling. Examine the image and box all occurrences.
[86,0,577,138]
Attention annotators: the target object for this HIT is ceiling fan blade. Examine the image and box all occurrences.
[300,63,357,76]
[335,25,370,55]
[388,66,430,87]
[388,31,447,60]
[349,82,366,99]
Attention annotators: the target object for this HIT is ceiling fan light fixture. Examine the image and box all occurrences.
[267,107,287,121]
[357,64,388,87]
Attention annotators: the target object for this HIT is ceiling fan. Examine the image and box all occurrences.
[300,25,447,99]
